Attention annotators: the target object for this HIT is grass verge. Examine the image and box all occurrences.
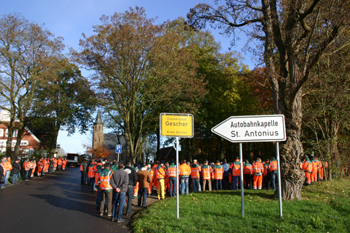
[132,178,350,232]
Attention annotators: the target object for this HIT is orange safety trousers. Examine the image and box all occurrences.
[164,177,169,193]
[133,182,139,197]
[148,180,152,194]
[311,170,317,182]
[318,168,324,180]
[305,172,311,184]
[253,175,263,189]
[153,178,158,191]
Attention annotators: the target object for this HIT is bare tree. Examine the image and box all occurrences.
[76,7,207,163]
[0,14,64,159]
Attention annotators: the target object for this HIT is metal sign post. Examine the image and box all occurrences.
[276,142,283,217]
[239,143,244,217]
[176,137,180,219]
[159,113,194,220]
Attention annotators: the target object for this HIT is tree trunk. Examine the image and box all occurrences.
[156,129,160,161]
[278,92,304,200]
[13,121,25,158]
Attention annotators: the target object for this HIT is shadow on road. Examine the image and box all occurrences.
[29,193,99,218]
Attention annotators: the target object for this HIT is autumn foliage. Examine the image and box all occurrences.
[84,144,112,159]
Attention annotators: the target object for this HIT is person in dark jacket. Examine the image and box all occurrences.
[0,157,6,188]
[11,158,21,184]
[123,162,138,216]
[110,162,128,223]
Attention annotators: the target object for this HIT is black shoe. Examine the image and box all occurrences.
[111,218,115,222]
[117,218,125,223]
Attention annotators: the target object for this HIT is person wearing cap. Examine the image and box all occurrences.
[11,158,21,184]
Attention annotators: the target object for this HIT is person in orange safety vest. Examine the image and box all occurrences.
[99,163,113,217]
[179,160,191,195]
[243,160,253,189]
[213,160,223,190]
[231,157,241,190]
[253,158,264,190]
[302,156,313,185]
[201,160,212,191]
[190,159,201,192]
[155,161,166,200]
[269,157,278,190]
[167,160,177,197]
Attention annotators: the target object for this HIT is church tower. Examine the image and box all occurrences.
[92,110,104,150]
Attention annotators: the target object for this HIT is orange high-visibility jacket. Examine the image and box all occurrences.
[302,160,313,173]
[231,160,241,176]
[53,158,57,167]
[243,163,253,175]
[190,164,201,179]
[57,158,63,165]
[99,169,113,191]
[269,160,278,171]
[253,162,264,175]
[201,164,212,180]
[312,160,318,172]
[213,163,223,180]
[167,164,176,177]
[88,163,97,178]
[179,163,191,177]
[156,166,165,179]
[24,161,31,171]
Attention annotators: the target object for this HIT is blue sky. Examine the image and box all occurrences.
[1,0,256,154]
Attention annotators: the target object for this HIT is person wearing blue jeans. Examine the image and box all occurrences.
[169,177,177,196]
[138,188,148,207]
[110,162,128,223]
[180,177,189,195]
[192,178,201,192]
[215,179,222,190]
[111,191,126,222]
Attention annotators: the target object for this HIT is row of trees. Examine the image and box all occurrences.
[1,1,349,200]
[0,14,95,159]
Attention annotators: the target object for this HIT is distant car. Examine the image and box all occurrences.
[66,153,79,167]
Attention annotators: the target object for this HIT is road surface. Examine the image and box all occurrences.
[0,166,147,233]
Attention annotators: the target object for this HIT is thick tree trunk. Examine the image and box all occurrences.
[278,91,304,200]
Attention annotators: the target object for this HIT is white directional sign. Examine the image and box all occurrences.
[211,115,286,143]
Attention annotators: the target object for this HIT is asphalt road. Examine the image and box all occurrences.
[0,167,133,233]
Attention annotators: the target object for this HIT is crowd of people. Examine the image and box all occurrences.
[80,156,330,224]
[0,156,68,189]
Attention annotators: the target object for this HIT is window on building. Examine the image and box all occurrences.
[0,129,3,137]
[5,129,18,137]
